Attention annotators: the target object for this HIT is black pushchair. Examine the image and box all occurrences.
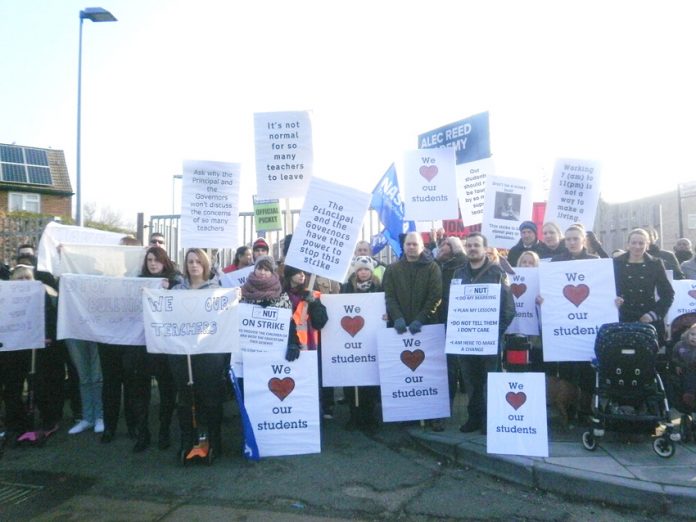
[581,322,680,458]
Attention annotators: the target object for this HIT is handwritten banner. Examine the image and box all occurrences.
[57,275,162,345]
[539,259,618,361]
[506,268,540,336]
[666,279,696,324]
[377,325,450,422]
[58,244,145,277]
[320,293,386,386]
[244,350,321,457]
[181,159,241,249]
[445,283,501,355]
[487,372,548,457]
[481,175,533,249]
[544,158,601,232]
[0,281,45,351]
[142,287,238,354]
[402,148,458,221]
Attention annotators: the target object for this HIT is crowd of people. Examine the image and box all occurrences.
[1,220,695,462]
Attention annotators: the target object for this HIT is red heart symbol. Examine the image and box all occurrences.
[400,349,425,372]
[419,165,438,182]
[340,315,364,337]
[268,377,295,401]
[688,290,696,300]
[511,283,527,299]
[562,284,589,307]
[506,391,527,410]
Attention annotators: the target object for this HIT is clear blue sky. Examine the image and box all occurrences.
[2,0,695,226]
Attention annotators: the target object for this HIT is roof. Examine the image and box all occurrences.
[0,143,73,195]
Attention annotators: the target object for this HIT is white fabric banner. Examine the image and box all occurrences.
[57,275,162,345]
[377,325,450,422]
[544,158,601,232]
[284,177,371,282]
[402,148,459,221]
[58,244,145,277]
[180,159,241,250]
[540,259,618,361]
[37,221,124,274]
[506,268,540,336]
[244,350,321,457]
[666,279,696,325]
[486,372,548,457]
[220,265,254,289]
[456,157,493,226]
[254,111,313,199]
[481,175,534,250]
[231,303,292,378]
[320,293,386,387]
[0,281,45,351]
[142,287,239,354]
[445,283,501,355]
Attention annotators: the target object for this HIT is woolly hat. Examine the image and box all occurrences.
[519,221,537,235]
[254,255,276,273]
[252,237,269,251]
[351,256,375,274]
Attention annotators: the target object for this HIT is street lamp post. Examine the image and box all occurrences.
[76,7,117,227]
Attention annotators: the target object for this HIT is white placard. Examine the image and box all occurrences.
[220,265,254,289]
[544,158,601,232]
[254,111,313,199]
[320,293,386,386]
[244,350,321,457]
[540,259,618,361]
[403,148,459,221]
[180,160,240,249]
[481,175,533,249]
[445,283,501,355]
[456,157,493,226]
[57,275,162,345]
[487,372,548,457]
[666,279,696,325]
[0,281,45,351]
[506,268,540,336]
[142,287,238,354]
[284,177,371,282]
[58,244,146,277]
[37,221,124,274]
[377,325,450,422]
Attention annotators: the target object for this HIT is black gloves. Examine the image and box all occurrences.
[408,320,423,334]
[394,318,407,334]
[285,345,300,361]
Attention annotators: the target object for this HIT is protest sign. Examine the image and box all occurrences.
[57,244,145,277]
[487,372,548,457]
[445,283,501,355]
[540,259,618,361]
[456,157,493,226]
[142,287,239,355]
[320,293,386,387]
[37,221,124,274]
[481,175,533,249]
[666,279,696,325]
[506,268,540,336]
[57,275,162,345]
[418,112,491,165]
[220,265,254,289]
[180,160,240,249]
[378,325,450,422]
[255,111,313,199]
[284,177,371,282]
[253,197,282,232]
[0,281,45,351]
[402,148,458,222]
[544,158,601,232]
[244,350,320,457]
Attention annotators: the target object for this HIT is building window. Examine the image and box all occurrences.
[0,145,53,186]
[9,192,41,213]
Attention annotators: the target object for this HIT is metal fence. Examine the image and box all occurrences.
[0,215,56,264]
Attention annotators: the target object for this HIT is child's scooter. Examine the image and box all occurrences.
[180,354,214,466]
[16,349,58,446]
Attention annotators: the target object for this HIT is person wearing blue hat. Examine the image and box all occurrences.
[506,221,550,267]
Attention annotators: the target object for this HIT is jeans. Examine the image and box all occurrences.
[66,339,103,424]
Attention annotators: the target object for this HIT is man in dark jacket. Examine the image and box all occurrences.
[647,228,684,280]
[453,233,515,434]
[506,221,550,267]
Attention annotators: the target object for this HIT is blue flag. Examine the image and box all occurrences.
[228,367,260,461]
[370,164,413,257]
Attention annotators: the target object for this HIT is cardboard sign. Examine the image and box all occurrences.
[506,268,540,336]
[244,350,321,457]
[666,279,696,324]
[180,160,241,249]
[481,175,533,249]
[539,259,618,361]
[544,158,601,232]
[402,148,459,221]
[253,197,282,232]
[377,325,450,422]
[445,283,501,355]
[320,293,386,386]
[487,372,548,457]
[0,281,45,351]
[220,265,254,289]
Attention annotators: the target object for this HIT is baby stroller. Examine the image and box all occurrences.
[666,312,696,443]
[582,322,680,458]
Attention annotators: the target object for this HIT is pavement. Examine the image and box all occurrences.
[409,410,696,518]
